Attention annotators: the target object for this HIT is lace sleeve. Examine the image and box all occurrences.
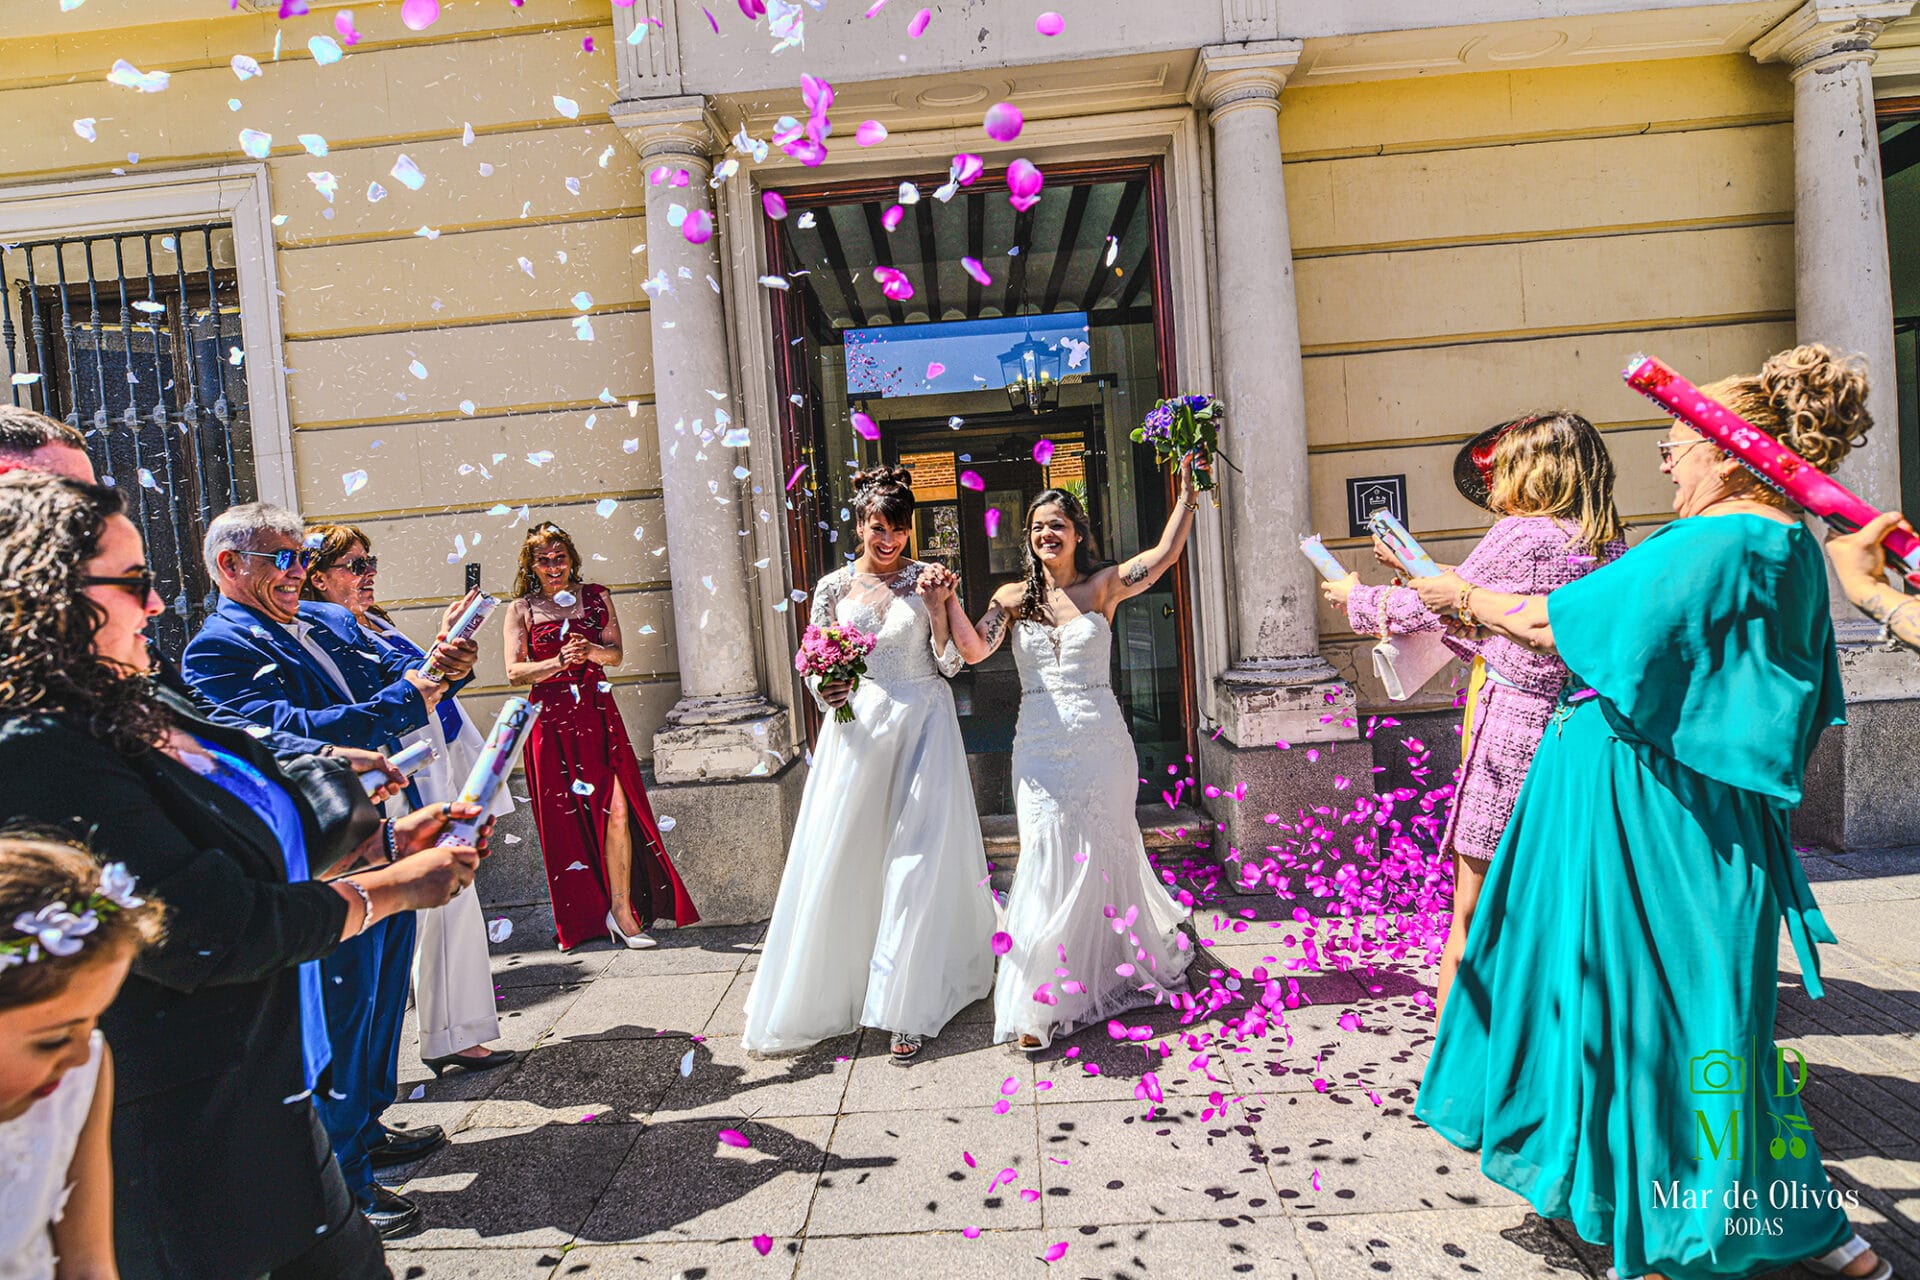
[808,570,846,630]
[900,563,966,677]
[934,637,964,678]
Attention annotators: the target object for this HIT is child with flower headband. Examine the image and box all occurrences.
[0,834,165,1280]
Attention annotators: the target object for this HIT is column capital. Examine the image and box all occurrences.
[1751,1,1914,73]
[611,94,721,167]
[1188,40,1303,118]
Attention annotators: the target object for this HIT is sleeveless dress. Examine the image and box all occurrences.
[522,583,698,949]
[743,563,998,1053]
[0,1030,104,1280]
[1416,516,1853,1280]
[993,613,1192,1047]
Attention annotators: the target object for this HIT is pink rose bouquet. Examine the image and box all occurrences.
[795,622,878,724]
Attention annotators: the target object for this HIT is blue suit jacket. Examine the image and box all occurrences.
[181,597,465,752]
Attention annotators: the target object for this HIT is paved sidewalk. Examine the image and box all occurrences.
[378,845,1920,1280]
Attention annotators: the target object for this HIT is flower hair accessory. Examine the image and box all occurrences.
[0,862,145,972]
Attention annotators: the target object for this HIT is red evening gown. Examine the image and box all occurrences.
[522,584,698,948]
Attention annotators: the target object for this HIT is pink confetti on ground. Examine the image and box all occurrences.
[739,0,767,15]
[983,102,1024,143]
[751,1234,773,1256]
[907,6,931,36]
[962,1150,976,1168]
[1036,11,1065,35]
[334,10,361,44]
[1042,1242,1069,1262]
[1033,438,1055,465]
[962,1226,981,1239]
[717,1128,751,1148]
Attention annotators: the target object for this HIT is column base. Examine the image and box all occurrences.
[1796,640,1920,850]
[647,757,810,925]
[1213,658,1358,748]
[651,694,794,784]
[1196,730,1378,900]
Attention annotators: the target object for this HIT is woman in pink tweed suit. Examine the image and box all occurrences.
[1323,412,1625,1023]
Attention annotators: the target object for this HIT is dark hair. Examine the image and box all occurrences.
[0,832,166,1011]
[511,523,584,599]
[1020,488,1100,626]
[0,471,170,755]
[851,465,915,530]
[0,405,86,459]
[301,522,392,624]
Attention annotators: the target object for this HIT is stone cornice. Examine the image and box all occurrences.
[1188,39,1303,116]
[1751,1,1915,72]
[610,95,721,166]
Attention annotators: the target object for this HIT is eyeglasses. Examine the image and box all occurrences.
[82,572,155,600]
[232,548,316,572]
[329,555,379,576]
[1656,439,1717,462]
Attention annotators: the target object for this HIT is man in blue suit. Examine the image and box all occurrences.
[183,502,479,1241]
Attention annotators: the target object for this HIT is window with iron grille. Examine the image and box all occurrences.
[3,224,255,661]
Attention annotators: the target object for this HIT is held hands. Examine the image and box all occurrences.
[914,563,959,608]
[1320,572,1359,609]
[818,678,853,709]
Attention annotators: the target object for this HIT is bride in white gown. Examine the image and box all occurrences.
[742,466,998,1063]
[944,459,1200,1050]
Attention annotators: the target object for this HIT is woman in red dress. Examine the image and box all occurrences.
[503,523,697,950]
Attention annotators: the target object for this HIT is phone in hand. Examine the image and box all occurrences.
[465,562,482,593]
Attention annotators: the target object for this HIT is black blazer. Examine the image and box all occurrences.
[0,690,352,1280]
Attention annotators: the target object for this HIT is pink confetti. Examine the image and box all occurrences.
[882,204,905,232]
[582,36,595,51]
[702,6,720,33]
[907,6,931,36]
[963,1226,981,1238]
[961,256,993,287]
[751,1233,773,1256]
[993,1100,1010,1114]
[962,1150,976,1168]
[762,191,789,220]
[1000,1076,1020,1096]
[856,119,889,146]
[1042,1242,1069,1262]
[951,153,985,186]
[926,361,945,379]
[278,0,309,15]
[1020,1188,1041,1202]
[738,0,767,15]
[990,1167,1017,1192]
[1033,438,1055,466]
[985,509,1002,538]
[990,930,1012,955]
[786,464,809,491]
[1338,1011,1362,1032]
[717,1128,751,1148]
[983,103,1024,143]
[852,412,881,441]
[682,209,714,245]
[399,0,438,30]
[1035,11,1065,35]
[873,266,914,301]
[1310,1168,1322,1191]
[333,10,361,44]
[959,470,984,491]
[1006,158,1044,212]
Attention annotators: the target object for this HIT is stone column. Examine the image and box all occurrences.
[1189,43,1367,886]
[611,96,805,920]
[1191,42,1353,748]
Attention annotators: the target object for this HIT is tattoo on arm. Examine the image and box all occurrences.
[1120,557,1152,587]
[1859,586,1920,650]
[979,605,1007,652]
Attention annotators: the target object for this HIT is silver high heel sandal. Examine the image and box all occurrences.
[606,909,657,950]
[1807,1235,1890,1280]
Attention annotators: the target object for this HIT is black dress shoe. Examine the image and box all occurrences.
[368,1123,446,1169]
[421,1047,518,1078]
[359,1184,422,1239]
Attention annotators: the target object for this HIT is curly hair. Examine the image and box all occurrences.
[300,522,392,624]
[0,472,170,756]
[0,830,167,1012]
[1701,344,1872,490]
[850,464,915,531]
[511,522,585,599]
[1019,488,1101,627]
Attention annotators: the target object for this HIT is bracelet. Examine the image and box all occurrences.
[1374,593,1394,641]
[339,878,374,936]
[319,744,339,757]
[381,819,398,865]
[1456,582,1479,628]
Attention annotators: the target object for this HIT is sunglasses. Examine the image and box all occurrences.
[82,572,155,600]
[326,555,379,576]
[232,548,316,572]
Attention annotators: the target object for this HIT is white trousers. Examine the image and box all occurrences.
[412,884,500,1059]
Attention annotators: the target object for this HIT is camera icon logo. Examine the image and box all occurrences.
[1690,1049,1746,1095]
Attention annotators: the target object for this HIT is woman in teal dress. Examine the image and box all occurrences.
[1406,345,1888,1280]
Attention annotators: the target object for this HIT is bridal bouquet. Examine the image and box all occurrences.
[795,622,878,724]
[1133,393,1235,498]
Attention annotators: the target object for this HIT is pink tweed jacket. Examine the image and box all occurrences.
[1347,515,1625,861]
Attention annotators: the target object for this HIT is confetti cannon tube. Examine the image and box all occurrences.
[1365,510,1442,578]
[438,697,539,848]
[1623,353,1920,589]
[424,592,499,682]
[361,739,437,796]
[1299,535,1348,582]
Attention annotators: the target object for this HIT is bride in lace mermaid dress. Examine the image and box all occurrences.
[743,469,997,1062]
[944,461,1200,1049]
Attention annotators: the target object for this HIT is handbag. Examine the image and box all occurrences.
[277,752,381,872]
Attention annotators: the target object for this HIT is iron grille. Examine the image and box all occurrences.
[3,225,256,661]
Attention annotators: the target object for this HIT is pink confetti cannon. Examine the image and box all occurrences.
[1623,353,1920,590]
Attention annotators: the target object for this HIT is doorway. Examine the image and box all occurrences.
[765,162,1193,811]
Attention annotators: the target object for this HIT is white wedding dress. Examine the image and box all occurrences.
[994,613,1192,1047]
[742,563,998,1054]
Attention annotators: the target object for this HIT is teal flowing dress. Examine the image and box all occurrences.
[1415,514,1854,1280]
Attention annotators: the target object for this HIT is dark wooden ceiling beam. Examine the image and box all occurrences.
[1004,207,1037,316]
[965,193,986,319]
[1078,180,1146,313]
[860,201,908,327]
[1040,184,1092,313]
[802,216,863,329]
[914,200,944,322]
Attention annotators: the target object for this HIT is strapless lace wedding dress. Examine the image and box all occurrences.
[993,613,1192,1047]
[743,563,998,1054]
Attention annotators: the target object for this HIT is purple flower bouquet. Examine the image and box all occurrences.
[1132,393,1234,499]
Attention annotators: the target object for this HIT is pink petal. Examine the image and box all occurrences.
[681,209,714,245]
[1035,11,1064,36]
[907,6,931,36]
[983,103,1024,143]
[582,35,595,51]
[882,204,905,232]
[963,1226,981,1239]
[751,1234,773,1256]
[1006,158,1044,212]
[960,256,993,288]
[959,470,984,491]
[1042,1242,1069,1262]
[1020,1188,1041,1202]
[984,509,1002,538]
[1033,438,1055,465]
[856,119,889,146]
[717,1127,751,1148]
[865,0,890,13]
[852,412,880,441]
[762,191,789,220]
[1000,1076,1019,1096]
[993,1100,1010,1114]
[926,361,945,379]
[399,0,438,30]
[962,1150,976,1167]
[990,930,1012,956]
[873,266,914,301]
[333,11,361,44]
[952,153,985,186]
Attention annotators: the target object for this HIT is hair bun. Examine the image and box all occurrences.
[1759,344,1871,473]
[852,464,914,494]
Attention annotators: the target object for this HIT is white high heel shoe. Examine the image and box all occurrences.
[606,909,657,950]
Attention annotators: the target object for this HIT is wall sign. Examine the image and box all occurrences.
[1347,475,1408,538]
